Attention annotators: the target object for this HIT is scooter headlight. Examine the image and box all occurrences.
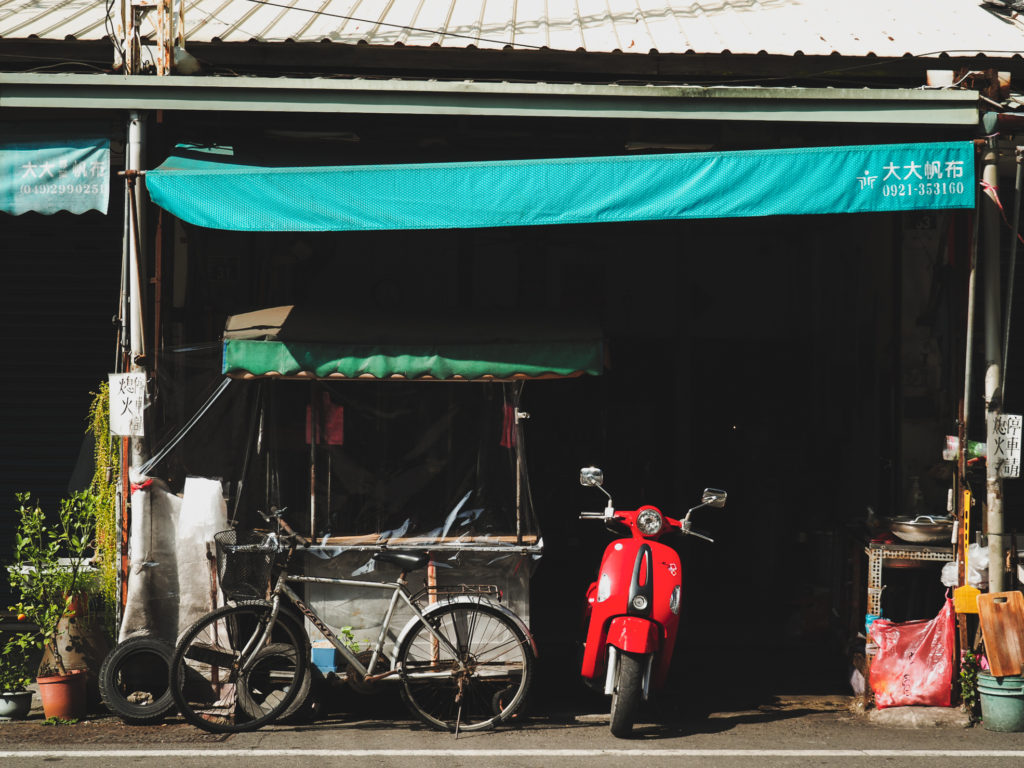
[636,508,663,536]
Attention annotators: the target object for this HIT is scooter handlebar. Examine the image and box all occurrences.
[579,511,610,520]
[680,522,714,543]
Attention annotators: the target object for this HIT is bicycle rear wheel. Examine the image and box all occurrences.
[397,602,534,732]
[170,600,309,733]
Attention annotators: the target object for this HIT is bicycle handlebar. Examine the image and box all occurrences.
[258,507,311,548]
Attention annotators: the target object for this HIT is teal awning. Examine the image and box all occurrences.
[1,137,110,215]
[222,306,603,380]
[146,141,975,232]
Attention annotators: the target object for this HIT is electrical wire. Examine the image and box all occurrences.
[106,0,124,58]
[136,378,231,476]
[14,58,111,74]
[240,0,547,49]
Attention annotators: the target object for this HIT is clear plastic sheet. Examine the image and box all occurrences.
[300,548,536,657]
[147,347,540,549]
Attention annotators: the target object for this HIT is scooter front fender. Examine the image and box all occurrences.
[607,615,661,655]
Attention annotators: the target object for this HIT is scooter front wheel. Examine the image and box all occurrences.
[609,650,644,737]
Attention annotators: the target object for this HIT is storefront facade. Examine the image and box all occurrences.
[3,0,1023,695]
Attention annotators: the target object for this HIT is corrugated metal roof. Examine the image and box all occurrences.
[1,0,1023,58]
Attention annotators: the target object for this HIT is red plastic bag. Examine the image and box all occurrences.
[869,597,955,708]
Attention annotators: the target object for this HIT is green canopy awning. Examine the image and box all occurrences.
[223,306,603,380]
[147,141,975,232]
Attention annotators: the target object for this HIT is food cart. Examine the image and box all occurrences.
[123,304,602,654]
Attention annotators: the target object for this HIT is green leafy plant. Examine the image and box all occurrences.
[960,649,981,722]
[42,716,79,726]
[338,625,361,653]
[0,631,37,692]
[87,383,120,640]
[7,492,98,678]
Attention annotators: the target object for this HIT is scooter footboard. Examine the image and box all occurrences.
[607,616,660,654]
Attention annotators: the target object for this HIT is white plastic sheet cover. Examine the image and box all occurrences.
[118,477,227,643]
[176,477,228,631]
[119,479,181,643]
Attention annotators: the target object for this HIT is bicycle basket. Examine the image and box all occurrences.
[214,529,277,600]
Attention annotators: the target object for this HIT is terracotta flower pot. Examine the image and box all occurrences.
[0,690,33,720]
[36,669,87,720]
[38,592,112,709]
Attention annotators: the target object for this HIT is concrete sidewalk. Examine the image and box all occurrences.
[3,685,972,744]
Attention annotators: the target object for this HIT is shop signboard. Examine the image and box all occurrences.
[0,137,110,215]
[109,372,146,436]
[146,140,975,232]
[989,413,1022,479]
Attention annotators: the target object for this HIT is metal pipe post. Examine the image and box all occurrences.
[982,141,1005,592]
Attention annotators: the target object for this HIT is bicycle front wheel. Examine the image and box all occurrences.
[169,600,309,733]
[397,602,534,732]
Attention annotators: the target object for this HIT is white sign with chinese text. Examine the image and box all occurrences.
[109,372,146,436]
[989,413,1022,479]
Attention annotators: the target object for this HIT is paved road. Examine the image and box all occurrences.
[3,695,1024,767]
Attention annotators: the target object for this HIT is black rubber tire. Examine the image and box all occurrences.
[98,637,176,725]
[397,602,533,732]
[282,662,327,724]
[237,643,317,723]
[169,600,309,734]
[609,651,644,738]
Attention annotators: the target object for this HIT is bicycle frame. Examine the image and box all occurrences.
[264,570,465,682]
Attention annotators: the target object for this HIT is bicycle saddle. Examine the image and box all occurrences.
[373,550,431,571]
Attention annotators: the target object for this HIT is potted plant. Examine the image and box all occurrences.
[7,491,99,720]
[0,630,37,720]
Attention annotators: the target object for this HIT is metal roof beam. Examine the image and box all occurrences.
[0,73,979,126]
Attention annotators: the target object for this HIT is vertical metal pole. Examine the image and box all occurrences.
[982,141,1005,593]
[1001,148,1022,398]
[309,385,317,538]
[116,111,146,636]
[153,210,163,383]
[127,112,148,478]
[515,436,522,545]
[959,187,981,602]
[124,0,139,74]
[128,112,145,368]
[119,436,131,628]
[119,181,131,371]
[156,0,172,75]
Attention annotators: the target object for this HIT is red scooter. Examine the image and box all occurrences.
[578,466,726,737]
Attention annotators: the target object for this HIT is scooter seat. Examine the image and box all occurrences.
[373,550,431,571]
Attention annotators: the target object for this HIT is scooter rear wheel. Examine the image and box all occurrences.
[609,650,644,737]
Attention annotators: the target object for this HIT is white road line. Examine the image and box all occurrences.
[1,750,1024,758]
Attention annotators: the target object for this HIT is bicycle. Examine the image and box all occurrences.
[168,508,536,734]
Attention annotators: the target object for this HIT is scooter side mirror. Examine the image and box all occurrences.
[702,488,727,508]
[580,466,605,487]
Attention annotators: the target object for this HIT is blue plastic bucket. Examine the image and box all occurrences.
[311,646,339,675]
[978,672,1024,732]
